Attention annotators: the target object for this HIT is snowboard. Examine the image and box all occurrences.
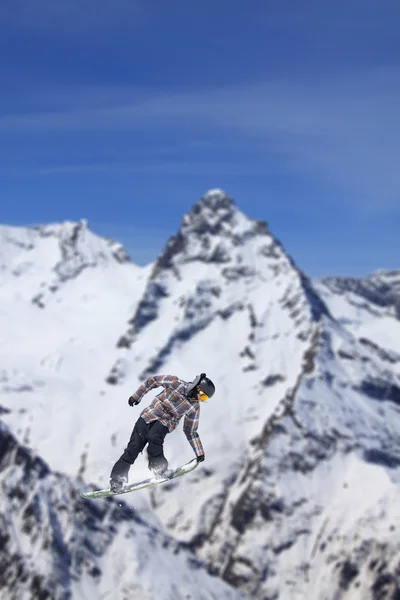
[80,458,199,500]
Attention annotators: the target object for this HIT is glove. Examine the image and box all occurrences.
[128,396,139,407]
[196,455,205,463]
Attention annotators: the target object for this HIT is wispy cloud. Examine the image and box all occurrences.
[2,159,278,178]
[1,66,399,212]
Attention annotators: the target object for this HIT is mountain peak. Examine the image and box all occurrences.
[203,187,231,202]
[181,189,237,235]
[112,190,329,360]
[199,188,234,211]
[150,190,270,279]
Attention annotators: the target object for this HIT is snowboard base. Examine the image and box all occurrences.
[80,458,199,500]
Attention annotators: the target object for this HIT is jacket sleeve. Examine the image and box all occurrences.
[130,375,179,405]
[183,405,204,457]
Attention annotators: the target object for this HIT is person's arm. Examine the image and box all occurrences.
[129,375,179,405]
[183,405,205,458]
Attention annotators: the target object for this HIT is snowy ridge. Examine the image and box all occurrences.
[0,419,247,600]
[0,220,131,308]
[321,270,400,314]
[314,271,400,354]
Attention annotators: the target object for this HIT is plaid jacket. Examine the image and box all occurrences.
[130,374,204,457]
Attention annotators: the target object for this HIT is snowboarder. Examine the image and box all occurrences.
[109,373,215,492]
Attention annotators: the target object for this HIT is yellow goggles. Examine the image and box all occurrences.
[199,391,209,402]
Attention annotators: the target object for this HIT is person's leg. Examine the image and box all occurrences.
[147,421,169,476]
[110,417,149,489]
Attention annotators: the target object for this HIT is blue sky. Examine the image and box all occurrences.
[1,0,399,277]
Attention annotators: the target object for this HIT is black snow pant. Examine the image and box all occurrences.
[110,417,169,480]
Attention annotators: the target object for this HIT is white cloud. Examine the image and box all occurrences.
[1,66,400,212]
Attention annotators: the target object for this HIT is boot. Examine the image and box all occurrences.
[110,473,128,492]
[109,458,130,492]
[151,464,173,480]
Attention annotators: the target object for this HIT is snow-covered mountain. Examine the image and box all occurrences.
[0,219,153,495]
[1,189,400,599]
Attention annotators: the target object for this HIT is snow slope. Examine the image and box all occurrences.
[0,219,158,518]
[194,313,400,599]
[314,270,400,354]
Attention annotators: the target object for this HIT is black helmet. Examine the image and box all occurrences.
[187,372,216,400]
